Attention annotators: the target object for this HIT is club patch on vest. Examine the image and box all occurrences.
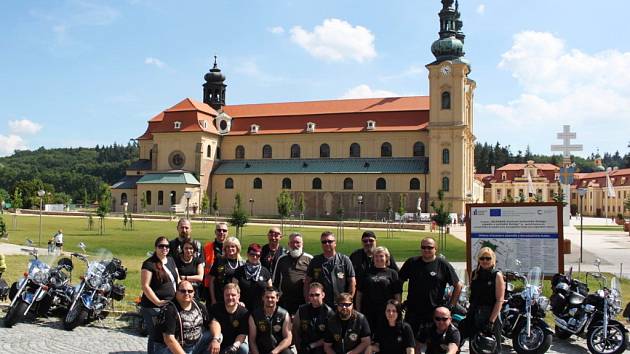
[301,320,309,331]
[313,268,321,279]
[430,271,437,276]
[337,272,345,279]
[273,324,282,332]
[232,320,239,328]
[257,321,268,332]
[348,332,358,341]
[318,324,326,331]
[334,334,341,342]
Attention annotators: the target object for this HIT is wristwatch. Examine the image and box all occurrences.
[211,336,222,343]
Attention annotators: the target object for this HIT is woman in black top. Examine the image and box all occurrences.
[174,239,204,298]
[356,246,402,330]
[231,243,272,311]
[140,236,180,354]
[371,299,415,354]
[464,247,505,353]
[209,237,244,304]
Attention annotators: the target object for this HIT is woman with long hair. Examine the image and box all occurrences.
[371,299,415,353]
[464,247,505,354]
[231,243,272,310]
[209,236,244,304]
[140,236,180,354]
[174,239,204,298]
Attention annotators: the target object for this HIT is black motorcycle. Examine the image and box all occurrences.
[502,267,553,354]
[63,244,126,330]
[550,261,628,354]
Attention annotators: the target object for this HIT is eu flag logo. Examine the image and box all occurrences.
[489,209,501,217]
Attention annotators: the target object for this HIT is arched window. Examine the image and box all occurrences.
[235,145,245,159]
[349,143,361,157]
[291,144,301,158]
[282,178,292,189]
[320,143,330,158]
[158,191,164,205]
[343,178,354,190]
[262,145,272,158]
[312,178,322,190]
[441,91,451,109]
[442,177,450,191]
[146,191,152,205]
[170,191,176,205]
[206,145,212,158]
[410,178,420,190]
[413,142,425,157]
[442,148,450,164]
[253,177,262,189]
[121,193,128,205]
[225,178,234,189]
[376,178,386,190]
[380,142,392,157]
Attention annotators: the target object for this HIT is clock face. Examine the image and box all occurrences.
[169,151,186,169]
[440,65,451,76]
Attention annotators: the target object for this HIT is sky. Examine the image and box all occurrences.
[1,0,629,158]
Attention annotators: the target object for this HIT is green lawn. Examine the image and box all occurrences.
[575,225,625,232]
[0,214,464,310]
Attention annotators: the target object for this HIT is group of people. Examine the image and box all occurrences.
[139,218,505,354]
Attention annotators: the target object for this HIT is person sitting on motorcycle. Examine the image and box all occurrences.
[416,306,460,354]
[0,253,6,274]
[462,247,505,353]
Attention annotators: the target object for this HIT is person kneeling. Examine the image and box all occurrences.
[154,280,212,354]
[415,307,460,354]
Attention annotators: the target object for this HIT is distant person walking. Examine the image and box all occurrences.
[54,229,64,255]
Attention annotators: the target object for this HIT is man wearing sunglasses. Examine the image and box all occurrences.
[416,306,460,354]
[323,293,371,354]
[293,282,334,354]
[349,231,399,289]
[261,227,287,274]
[154,280,212,354]
[305,231,356,307]
[399,237,461,334]
[202,222,229,302]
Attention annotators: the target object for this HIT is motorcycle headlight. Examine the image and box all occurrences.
[30,268,48,285]
[87,276,103,288]
[537,296,550,311]
[584,304,596,313]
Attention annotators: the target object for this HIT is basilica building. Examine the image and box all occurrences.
[112,0,480,218]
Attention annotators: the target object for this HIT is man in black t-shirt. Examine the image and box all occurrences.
[323,293,371,354]
[169,218,204,261]
[399,237,461,334]
[416,306,460,354]
[349,231,398,288]
[261,227,287,274]
[305,231,356,307]
[208,283,249,354]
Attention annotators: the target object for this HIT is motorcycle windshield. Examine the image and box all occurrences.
[610,277,620,296]
[528,266,543,294]
[87,248,113,278]
[504,258,523,274]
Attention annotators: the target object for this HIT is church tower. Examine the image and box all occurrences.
[427,0,476,213]
[203,56,227,111]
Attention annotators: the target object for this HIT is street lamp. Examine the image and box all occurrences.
[577,188,588,266]
[249,198,255,216]
[184,191,193,219]
[357,195,364,229]
[37,189,45,247]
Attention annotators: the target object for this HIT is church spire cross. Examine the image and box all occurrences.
[550,125,583,165]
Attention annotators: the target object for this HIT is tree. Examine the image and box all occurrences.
[277,190,294,234]
[12,187,23,209]
[96,183,111,235]
[0,216,7,238]
[212,192,219,215]
[297,192,306,216]
[201,194,210,215]
[431,190,452,253]
[140,192,147,213]
[83,189,90,209]
[397,194,406,219]
[552,186,567,207]
[384,194,393,221]
[228,193,248,238]
[517,192,526,203]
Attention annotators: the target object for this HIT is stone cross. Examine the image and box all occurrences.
[550,125,583,165]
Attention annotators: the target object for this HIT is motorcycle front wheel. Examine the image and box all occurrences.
[63,303,88,331]
[512,324,553,354]
[587,323,629,354]
[3,300,29,328]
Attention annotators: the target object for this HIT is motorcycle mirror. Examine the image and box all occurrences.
[26,239,33,247]
[594,258,601,266]
[78,242,86,252]
[146,251,153,257]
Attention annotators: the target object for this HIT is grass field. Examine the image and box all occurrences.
[0,214,464,310]
[576,225,625,232]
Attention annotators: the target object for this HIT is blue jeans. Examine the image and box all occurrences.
[155,331,212,354]
[140,306,161,354]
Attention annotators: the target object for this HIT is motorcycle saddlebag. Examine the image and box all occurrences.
[623,302,630,319]
[110,284,126,301]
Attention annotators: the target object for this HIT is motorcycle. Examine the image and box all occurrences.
[502,267,553,354]
[550,259,629,354]
[4,240,70,327]
[63,243,127,330]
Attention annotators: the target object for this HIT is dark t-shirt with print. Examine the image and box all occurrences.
[306,253,355,307]
[155,300,209,347]
[373,322,415,354]
[208,303,249,350]
[417,323,461,354]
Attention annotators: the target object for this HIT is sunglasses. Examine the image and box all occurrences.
[249,253,261,258]
[479,257,492,261]
[337,303,352,308]
[434,317,450,322]
[421,246,435,250]
[308,293,322,297]
[178,289,194,294]
[362,239,375,244]
[216,229,228,233]
[157,244,170,249]
[321,240,335,244]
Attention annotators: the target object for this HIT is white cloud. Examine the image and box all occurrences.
[477,31,630,154]
[144,57,166,68]
[290,18,376,63]
[0,134,26,156]
[476,4,486,14]
[9,119,42,135]
[234,58,284,84]
[340,84,399,99]
[269,26,285,34]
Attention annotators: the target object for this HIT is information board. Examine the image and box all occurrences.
[466,203,564,277]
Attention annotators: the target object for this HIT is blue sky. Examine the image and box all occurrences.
[1,0,629,158]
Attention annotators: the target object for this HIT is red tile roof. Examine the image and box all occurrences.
[496,163,559,171]
[138,98,219,139]
[573,168,630,187]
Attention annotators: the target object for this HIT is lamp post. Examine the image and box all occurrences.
[249,198,255,217]
[357,195,364,229]
[184,191,192,219]
[37,189,45,247]
[578,188,587,266]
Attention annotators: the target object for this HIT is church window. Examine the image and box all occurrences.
[282,178,292,189]
[206,145,212,158]
[253,178,262,189]
[225,178,234,189]
[441,91,451,110]
[376,178,387,190]
[381,142,392,157]
[442,177,450,192]
[410,178,420,190]
[235,145,245,159]
[146,191,152,205]
[158,191,164,205]
[442,149,450,164]
[501,172,507,181]
[291,144,301,158]
[320,144,330,158]
[312,178,322,190]
[216,147,221,160]
[262,145,272,158]
[174,121,182,129]
[413,142,425,157]
[350,143,361,157]
[170,191,176,205]
[344,178,354,190]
